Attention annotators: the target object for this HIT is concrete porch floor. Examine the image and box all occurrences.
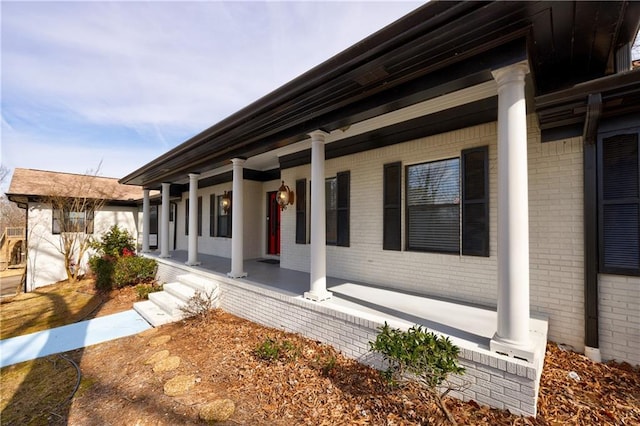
[146,250,548,355]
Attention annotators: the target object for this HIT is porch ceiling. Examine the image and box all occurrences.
[121,1,640,189]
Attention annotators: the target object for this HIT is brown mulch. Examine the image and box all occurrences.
[50,309,638,425]
[3,283,638,425]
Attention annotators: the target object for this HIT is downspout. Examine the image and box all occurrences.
[583,93,602,362]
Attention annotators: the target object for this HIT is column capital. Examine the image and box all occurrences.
[491,60,529,87]
[161,182,172,188]
[143,188,150,195]
[188,173,200,179]
[308,129,329,142]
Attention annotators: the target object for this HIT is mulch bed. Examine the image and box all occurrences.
[52,309,639,425]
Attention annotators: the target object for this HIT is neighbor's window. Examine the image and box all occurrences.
[52,209,94,234]
[599,131,640,275]
[406,158,460,253]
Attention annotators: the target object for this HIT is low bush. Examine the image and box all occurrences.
[112,256,157,288]
[255,337,299,363]
[88,255,115,291]
[135,283,163,300]
[370,322,465,424]
[90,225,135,257]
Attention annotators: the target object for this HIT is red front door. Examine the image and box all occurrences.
[267,191,281,255]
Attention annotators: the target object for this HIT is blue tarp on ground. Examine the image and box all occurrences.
[0,310,151,368]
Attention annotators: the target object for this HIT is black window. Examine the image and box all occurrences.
[209,194,216,237]
[325,171,350,247]
[462,146,489,256]
[295,179,306,244]
[217,192,232,238]
[598,131,640,275]
[383,162,402,251]
[197,196,203,237]
[184,198,189,236]
[406,158,460,253]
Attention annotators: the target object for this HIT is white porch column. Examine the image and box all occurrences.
[304,130,332,301]
[142,189,150,253]
[490,61,534,361]
[160,182,171,258]
[186,173,200,266]
[228,158,247,278]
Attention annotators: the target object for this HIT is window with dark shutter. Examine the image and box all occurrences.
[209,194,216,237]
[462,146,489,256]
[599,132,640,274]
[406,158,460,253]
[336,171,350,247]
[296,179,306,244]
[197,196,203,236]
[326,178,337,244]
[383,162,402,251]
[217,192,232,238]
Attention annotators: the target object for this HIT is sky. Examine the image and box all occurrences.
[0,1,422,186]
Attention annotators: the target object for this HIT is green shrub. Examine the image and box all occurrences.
[135,283,163,300]
[112,256,157,288]
[91,225,135,257]
[88,255,115,291]
[370,322,465,424]
[255,338,299,363]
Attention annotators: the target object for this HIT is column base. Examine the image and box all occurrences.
[186,261,201,266]
[304,290,332,302]
[584,346,602,363]
[490,334,535,362]
[227,271,247,279]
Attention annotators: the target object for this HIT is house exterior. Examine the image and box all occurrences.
[119,1,640,415]
[6,169,153,291]
[120,2,640,371]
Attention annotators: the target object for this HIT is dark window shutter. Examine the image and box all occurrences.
[599,132,640,274]
[461,146,489,256]
[209,194,215,237]
[184,198,189,236]
[296,179,306,244]
[197,196,203,236]
[383,162,401,250]
[337,171,350,247]
[86,208,95,234]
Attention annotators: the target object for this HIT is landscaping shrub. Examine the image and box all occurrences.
[135,283,163,300]
[88,255,115,291]
[91,225,135,257]
[370,322,465,424]
[254,337,299,363]
[112,256,157,288]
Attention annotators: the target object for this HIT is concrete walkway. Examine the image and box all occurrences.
[0,310,152,368]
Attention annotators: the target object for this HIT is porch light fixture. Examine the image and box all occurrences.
[276,181,295,210]
[221,191,231,214]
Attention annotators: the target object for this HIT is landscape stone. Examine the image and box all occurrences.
[163,374,195,396]
[199,399,235,422]
[144,350,169,365]
[149,335,171,347]
[152,355,181,372]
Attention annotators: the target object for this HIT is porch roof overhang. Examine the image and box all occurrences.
[120,1,640,189]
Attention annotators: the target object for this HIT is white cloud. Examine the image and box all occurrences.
[1,1,422,177]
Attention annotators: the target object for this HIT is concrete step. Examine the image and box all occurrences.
[133,300,181,327]
[177,274,218,295]
[148,291,186,317]
[163,282,197,303]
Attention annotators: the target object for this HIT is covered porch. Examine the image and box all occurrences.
[144,250,548,416]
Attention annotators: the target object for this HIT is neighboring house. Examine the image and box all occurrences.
[5,169,158,291]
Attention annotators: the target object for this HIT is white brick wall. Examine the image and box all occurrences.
[598,274,640,365]
[281,117,587,352]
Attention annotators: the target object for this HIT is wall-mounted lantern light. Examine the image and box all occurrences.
[276,181,295,210]
[221,191,231,214]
